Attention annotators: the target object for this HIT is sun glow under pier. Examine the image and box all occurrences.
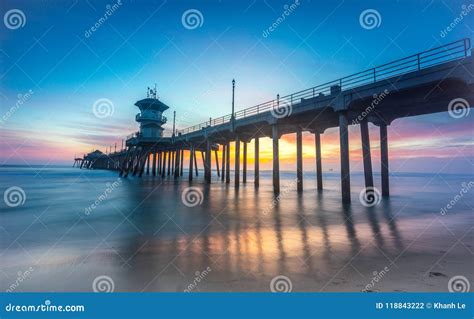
[76,39,474,203]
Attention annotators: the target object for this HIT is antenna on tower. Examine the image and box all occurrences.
[147,87,150,98]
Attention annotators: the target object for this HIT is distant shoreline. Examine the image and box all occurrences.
[1,165,473,177]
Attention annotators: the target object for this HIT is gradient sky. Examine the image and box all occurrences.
[0,0,472,173]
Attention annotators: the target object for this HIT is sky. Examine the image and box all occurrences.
[0,0,473,174]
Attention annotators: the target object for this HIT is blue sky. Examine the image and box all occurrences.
[0,0,472,171]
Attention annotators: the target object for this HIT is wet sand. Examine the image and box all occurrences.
[1,167,472,292]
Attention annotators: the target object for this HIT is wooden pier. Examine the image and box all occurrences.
[77,39,473,203]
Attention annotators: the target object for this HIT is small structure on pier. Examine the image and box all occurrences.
[134,86,169,139]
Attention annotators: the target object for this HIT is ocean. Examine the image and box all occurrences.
[0,166,472,292]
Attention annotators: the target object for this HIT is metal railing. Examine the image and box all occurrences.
[178,38,470,135]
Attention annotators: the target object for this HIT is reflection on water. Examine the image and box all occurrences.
[0,167,472,292]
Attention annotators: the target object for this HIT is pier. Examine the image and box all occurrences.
[77,39,473,203]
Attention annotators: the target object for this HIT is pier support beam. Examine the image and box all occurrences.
[225,141,230,184]
[360,119,374,190]
[339,113,351,203]
[380,123,390,197]
[189,146,194,181]
[158,152,162,175]
[167,151,171,176]
[272,125,280,194]
[221,144,226,182]
[205,140,211,183]
[152,151,157,176]
[146,154,150,175]
[194,150,198,176]
[315,132,323,191]
[180,149,184,176]
[234,136,240,188]
[174,148,181,178]
[162,151,167,178]
[254,137,259,187]
[242,141,247,183]
[296,128,303,192]
[215,150,220,178]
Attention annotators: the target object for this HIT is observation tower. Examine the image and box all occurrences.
[134,86,169,139]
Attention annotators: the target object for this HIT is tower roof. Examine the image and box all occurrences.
[134,98,170,112]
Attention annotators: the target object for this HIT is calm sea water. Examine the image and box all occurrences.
[0,166,473,292]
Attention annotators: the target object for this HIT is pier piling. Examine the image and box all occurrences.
[272,125,280,194]
[380,124,390,197]
[296,128,303,192]
[339,113,351,203]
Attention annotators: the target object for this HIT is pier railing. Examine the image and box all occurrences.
[178,38,471,135]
